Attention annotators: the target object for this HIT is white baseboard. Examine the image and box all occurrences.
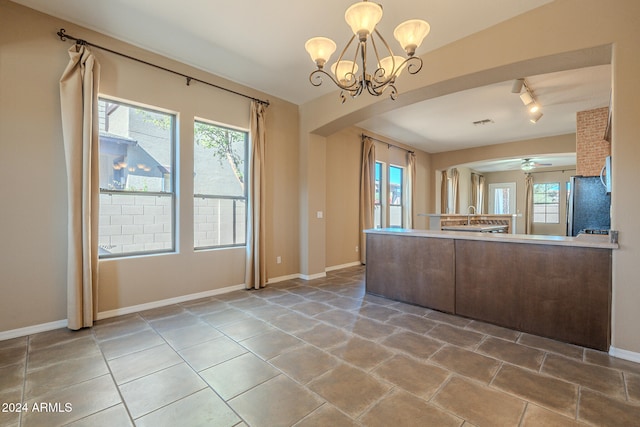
[270,272,327,282]
[609,346,640,363]
[270,263,362,283]
[97,283,246,320]
[0,319,68,342]
[0,284,246,342]
[326,261,362,272]
[0,262,365,342]
[267,273,301,284]
[299,272,327,280]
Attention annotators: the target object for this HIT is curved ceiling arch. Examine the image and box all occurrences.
[306,45,612,142]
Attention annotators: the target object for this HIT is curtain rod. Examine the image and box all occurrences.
[361,134,414,154]
[526,168,576,174]
[56,29,270,107]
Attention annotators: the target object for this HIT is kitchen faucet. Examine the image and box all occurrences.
[467,206,476,225]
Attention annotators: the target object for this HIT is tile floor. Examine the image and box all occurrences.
[2,266,640,426]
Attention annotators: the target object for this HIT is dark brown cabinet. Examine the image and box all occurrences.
[455,240,611,350]
[366,233,455,313]
[365,231,612,351]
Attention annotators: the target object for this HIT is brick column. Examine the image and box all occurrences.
[576,107,611,176]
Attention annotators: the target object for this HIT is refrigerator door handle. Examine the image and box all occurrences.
[600,165,607,188]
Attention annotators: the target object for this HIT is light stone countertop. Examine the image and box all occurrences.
[365,228,619,249]
[419,213,517,217]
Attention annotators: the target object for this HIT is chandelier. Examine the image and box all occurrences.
[304,0,430,102]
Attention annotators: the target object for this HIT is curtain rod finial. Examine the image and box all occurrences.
[57,28,68,41]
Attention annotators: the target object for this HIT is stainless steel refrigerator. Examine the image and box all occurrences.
[567,176,611,236]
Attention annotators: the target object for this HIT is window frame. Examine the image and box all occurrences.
[533,181,561,224]
[98,96,177,259]
[374,161,385,229]
[193,118,249,250]
[488,182,517,215]
[388,164,404,228]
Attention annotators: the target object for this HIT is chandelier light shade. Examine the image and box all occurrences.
[394,19,431,56]
[331,60,359,84]
[378,55,407,78]
[304,37,337,68]
[344,1,383,39]
[305,0,430,102]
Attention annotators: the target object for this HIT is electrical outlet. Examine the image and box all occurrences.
[276,256,282,264]
[355,246,359,252]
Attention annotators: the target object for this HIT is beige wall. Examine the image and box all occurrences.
[3,0,640,358]
[324,128,431,268]
[325,128,361,268]
[431,134,575,214]
[299,0,640,355]
[483,168,575,235]
[0,0,300,329]
[431,133,576,176]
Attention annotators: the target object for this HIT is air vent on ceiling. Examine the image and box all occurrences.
[473,119,494,126]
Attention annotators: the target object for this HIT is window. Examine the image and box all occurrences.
[374,162,383,228]
[488,182,516,214]
[374,162,407,228]
[533,182,560,223]
[98,98,175,257]
[194,120,248,249]
[389,165,404,227]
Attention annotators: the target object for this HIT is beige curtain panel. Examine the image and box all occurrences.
[359,137,376,264]
[245,101,267,289]
[440,170,448,213]
[59,44,101,330]
[471,173,479,211]
[478,175,486,214]
[407,152,416,229]
[450,168,460,214]
[525,173,534,234]
[471,173,486,213]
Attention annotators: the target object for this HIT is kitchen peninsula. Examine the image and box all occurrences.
[365,228,617,350]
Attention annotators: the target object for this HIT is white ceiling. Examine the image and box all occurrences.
[462,154,578,174]
[12,0,612,171]
[359,64,612,153]
[13,0,553,105]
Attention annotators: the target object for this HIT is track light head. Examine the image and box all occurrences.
[511,78,524,93]
[520,91,534,106]
[529,111,543,123]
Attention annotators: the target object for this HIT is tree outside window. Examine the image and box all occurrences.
[193,121,248,249]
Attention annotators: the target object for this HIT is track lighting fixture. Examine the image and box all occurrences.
[513,78,543,123]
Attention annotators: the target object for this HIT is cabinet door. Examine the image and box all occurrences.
[366,234,455,313]
[455,240,611,350]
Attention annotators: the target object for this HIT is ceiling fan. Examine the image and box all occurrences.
[521,158,552,171]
